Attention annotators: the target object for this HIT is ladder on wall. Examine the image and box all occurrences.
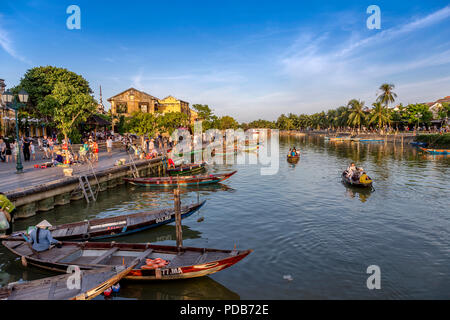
[78,175,96,203]
[127,151,140,178]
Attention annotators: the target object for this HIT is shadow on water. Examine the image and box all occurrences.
[98,277,240,300]
[342,183,374,203]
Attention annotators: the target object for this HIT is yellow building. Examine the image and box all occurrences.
[157,95,191,119]
[108,88,197,124]
[108,88,159,117]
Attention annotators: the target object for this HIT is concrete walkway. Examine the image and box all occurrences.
[0,150,141,194]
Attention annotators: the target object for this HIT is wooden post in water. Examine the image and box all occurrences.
[174,188,183,249]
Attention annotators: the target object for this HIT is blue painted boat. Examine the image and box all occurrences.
[420,147,450,155]
[7,201,206,241]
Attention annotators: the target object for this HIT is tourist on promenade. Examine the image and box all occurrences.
[22,137,31,161]
[48,138,54,158]
[42,136,49,159]
[0,192,15,236]
[92,140,99,162]
[25,220,61,252]
[0,138,6,162]
[30,141,36,161]
[4,138,12,163]
[106,136,113,157]
[11,141,18,162]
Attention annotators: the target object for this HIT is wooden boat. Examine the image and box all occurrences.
[0,252,149,300]
[0,266,131,300]
[124,171,237,187]
[287,154,300,163]
[420,147,450,155]
[359,139,384,142]
[166,162,206,176]
[342,171,373,188]
[242,145,259,152]
[2,240,252,281]
[7,202,206,241]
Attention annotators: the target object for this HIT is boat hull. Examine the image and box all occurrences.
[342,172,372,188]
[9,202,205,241]
[2,241,252,282]
[124,171,237,187]
[420,147,450,155]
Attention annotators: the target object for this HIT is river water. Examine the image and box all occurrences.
[1,135,449,299]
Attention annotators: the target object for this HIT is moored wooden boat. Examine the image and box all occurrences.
[166,162,207,176]
[0,266,132,300]
[287,154,300,163]
[7,202,205,241]
[420,147,450,155]
[342,171,373,188]
[123,171,237,187]
[2,240,252,281]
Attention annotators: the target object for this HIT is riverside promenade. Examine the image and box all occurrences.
[1,148,166,219]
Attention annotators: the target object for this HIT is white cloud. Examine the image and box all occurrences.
[0,16,31,64]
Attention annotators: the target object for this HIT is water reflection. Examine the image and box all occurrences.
[342,184,374,203]
[100,277,240,300]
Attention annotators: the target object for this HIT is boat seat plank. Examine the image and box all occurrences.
[72,224,89,237]
[90,248,119,265]
[47,281,57,299]
[167,251,202,268]
[33,245,79,261]
[131,248,153,265]
[51,228,68,238]
[13,242,34,256]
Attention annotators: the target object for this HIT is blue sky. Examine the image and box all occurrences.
[1,0,450,122]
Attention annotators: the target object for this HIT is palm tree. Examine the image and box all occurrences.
[347,99,366,131]
[369,102,391,131]
[377,83,397,107]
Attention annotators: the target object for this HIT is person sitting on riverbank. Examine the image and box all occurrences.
[25,220,61,252]
[52,152,64,166]
[0,192,15,237]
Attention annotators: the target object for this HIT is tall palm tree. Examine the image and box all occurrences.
[369,102,391,130]
[377,83,397,107]
[347,99,366,131]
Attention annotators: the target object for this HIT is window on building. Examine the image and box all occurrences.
[140,104,149,113]
[116,103,128,114]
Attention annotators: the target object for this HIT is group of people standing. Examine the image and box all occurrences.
[0,136,37,163]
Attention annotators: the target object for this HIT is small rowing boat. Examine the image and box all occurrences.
[287,154,300,163]
[2,240,252,281]
[359,139,384,142]
[6,202,205,241]
[166,162,206,176]
[342,171,373,188]
[420,147,450,155]
[0,266,133,300]
[123,171,237,187]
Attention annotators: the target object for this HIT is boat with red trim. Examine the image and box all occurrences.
[2,240,252,281]
[123,171,237,187]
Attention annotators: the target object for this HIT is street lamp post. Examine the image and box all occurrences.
[1,89,29,174]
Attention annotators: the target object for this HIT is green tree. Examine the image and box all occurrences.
[125,111,159,143]
[405,104,433,128]
[276,114,294,130]
[369,102,391,130]
[377,83,397,107]
[217,116,239,130]
[347,99,366,130]
[13,66,95,141]
[51,81,96,142]
[158,112,189,134]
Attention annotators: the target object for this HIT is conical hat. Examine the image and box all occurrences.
[36,220,52,228]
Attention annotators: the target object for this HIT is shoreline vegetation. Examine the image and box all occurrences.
[415,133,450,149]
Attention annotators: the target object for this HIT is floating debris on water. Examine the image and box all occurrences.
[283,275,293,281]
